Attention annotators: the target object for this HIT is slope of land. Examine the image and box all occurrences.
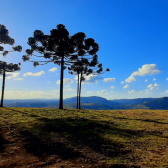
[0,108,168,167]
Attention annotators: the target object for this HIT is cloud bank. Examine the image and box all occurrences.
[125,64,161,83]
[24,71,45,77]
[49,67,57,72]
[57,78,73,84]
[103,78,116,82]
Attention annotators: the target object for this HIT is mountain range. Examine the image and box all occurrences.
[3,96,168,110]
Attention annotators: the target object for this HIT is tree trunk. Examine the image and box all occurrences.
[77,72,79,109]
[59,55,64,109]
[1,68,6,107]
[79,71,82,109]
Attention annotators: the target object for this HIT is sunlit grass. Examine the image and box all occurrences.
[0,108,168,167]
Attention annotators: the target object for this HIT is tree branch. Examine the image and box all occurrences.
[0,50,14,54]
[32,54,46,57]
[38,62,51,65]
[30,60,52,63]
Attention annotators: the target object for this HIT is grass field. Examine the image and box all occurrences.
[0,108,168,167]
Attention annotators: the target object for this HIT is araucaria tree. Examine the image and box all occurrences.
[0,24,22,107]
[0,62,21,107]
[68,33,100,109]
[22,24,100,109]
[69,56,110,109]
[68,32,109,109]
[68,59,89,109]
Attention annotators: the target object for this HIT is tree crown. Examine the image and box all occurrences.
[0,61,21,74]
[22,24,100,70]
[0,24,22,57]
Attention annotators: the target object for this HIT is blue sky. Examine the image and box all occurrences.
[1,0,168,99]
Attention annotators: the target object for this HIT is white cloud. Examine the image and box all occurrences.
[139,91,143,94]
[49,67,57,72]
[148,84,153,88]
[87,91,94,94]
[150,87,155,90]
[0,90,82,99]
[121,81,124,84]
[166,78,168,80]
[125,64,161,83]
[145,89,149,92]
[153,78,156,81]
[154,83,160,87]
[47,81,51,83]
[1,90,58,99]
[0,72,20,79]
[57,78,73,84]
[14,78,23,80]
[148,83,160,90]
[97,89,108,94]
[128,90,135,94]
[110,86,115,89]
[125,76,136,83]
[165,90,168,93]
[64,88,75,91]
[74,74,103,84]
[123,84,130,89]
[145,79,148,82]
[131,64,161,76]
[103,78,116,82]
[23,71,45,77]
[148,84,155,90]
[65,85,71,88]
[84,74,103,83]
[52,89,59,92]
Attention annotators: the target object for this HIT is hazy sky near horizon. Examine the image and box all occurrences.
[1,0,168,100]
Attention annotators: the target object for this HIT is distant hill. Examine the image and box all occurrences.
[110,98,157,104]
[64,103,116,110]
[4,96,168,110]
[4,99,59,108]
[64,96,121,107]
[143,97,168,109]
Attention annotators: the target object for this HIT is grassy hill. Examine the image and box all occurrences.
[0,108,168,167]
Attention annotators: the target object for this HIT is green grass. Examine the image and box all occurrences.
[1,107,168,167]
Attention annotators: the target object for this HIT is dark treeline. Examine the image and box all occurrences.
[0,24,109,109]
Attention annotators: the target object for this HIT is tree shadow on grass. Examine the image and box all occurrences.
[12,116,163,167]
[19,117,135,161]
[19,129,83,160]
[0,129,9,153]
